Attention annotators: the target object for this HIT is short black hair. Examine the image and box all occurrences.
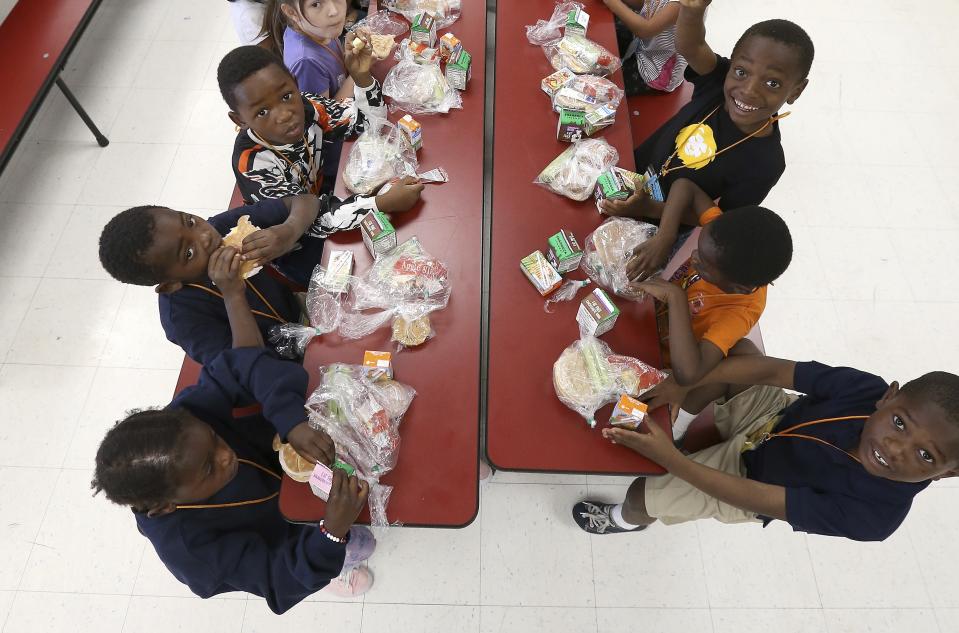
[708,206,792,287]
[734,19,815,79]
[91,408,189,511]
[901,372,959,433]
[99,205,163,286]
[217,45,292,110]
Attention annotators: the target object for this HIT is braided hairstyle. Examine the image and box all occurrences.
[91,408,188,511]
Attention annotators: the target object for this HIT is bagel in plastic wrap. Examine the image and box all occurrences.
[534,138,618,201]
[581,217,659,300]
[383,0,461,29]
[551,74,623,114]
[382,40,462,115]
[545,34,621,76]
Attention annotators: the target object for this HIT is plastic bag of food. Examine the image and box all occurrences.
[534,138,618,201]
[267,264,355,357]
[343,119,419,194]
[581,217,659,300]
[383,40,462,114]
[349,9,409,58]
[526,1,584,47]
[306,363,416,528]
[339,237,451,348]
[551,74,623,114]
[545,34,621,76]
[382,0,461,29]
[553,335,667,427]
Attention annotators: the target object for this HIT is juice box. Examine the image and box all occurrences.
[521,250,563,296]
[363,350,394,380]
[360,210,396,259]
[445,48,472,90]
[322,249,353,293]
[593,167,634,206]
[398,114,422,152]
[565,8,590,36]
[556,108,587,142]
[609,394,649,430]
[439,32,462,60]
[584,103,617,135]
[411,12,437,46]
[309,459,357,501]
[577,287,620,336]
[547,229,583,273]
[541,67,576,97]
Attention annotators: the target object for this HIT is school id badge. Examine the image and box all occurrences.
[643,166,665,202]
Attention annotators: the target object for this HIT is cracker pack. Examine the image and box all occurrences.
[541,67,576,97]
[547,229,584,273]
[360,210,397,259]
[521,250,563,296]
[576,287,620,336]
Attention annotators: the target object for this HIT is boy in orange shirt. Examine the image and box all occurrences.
[626,177,792,440]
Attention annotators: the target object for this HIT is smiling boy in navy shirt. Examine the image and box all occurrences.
[574,352,959,541]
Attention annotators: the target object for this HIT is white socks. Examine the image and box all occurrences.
[611,503,642,530]
[672,408,697,441]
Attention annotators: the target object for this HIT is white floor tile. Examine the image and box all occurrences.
[835,110,923,167]
[0,365,97,467]
[480,484,593,607]
[935,609,959,633]
[3,592,129,633]
[810,227,913,303]
[0,277,40,360]
[0,142,99,205]
[834,301,935,382]
[363,521,481,605]
[44,204,128,281]
[132,541,250,601]
[100,286,185,370]
[62,37,152,88]
[84,0,171,41]
[156,0,232,43]
[490,471,588,485]
[481,606,597,633]
[769,225,833,301]
[180,91,240,146]
[596,608,713,633]
[122,596,247,633]
[79,142,178,207]
[589,486,708,609]
[0,591,13,630]
[110,88,202,144]
[711,609,827,633]
[699,521,820,608]
[890,229,959,302]
[19,469,146,594]
[760,298,851,366]
[361,605,480,633]
[823,608,940,633]
[0,203,72,275]
[5,278,125,366]
[808,529,929,608]
[134,39,221,91]
[158,144,237,210]
[26,85,128,145]
[241,599,362,632]
[0,468,60,590]
[63,367,180,469]
[905,488,959,608]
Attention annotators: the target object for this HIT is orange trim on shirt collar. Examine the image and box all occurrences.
[699,206,723,226]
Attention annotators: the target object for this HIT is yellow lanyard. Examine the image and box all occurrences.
[186,279,287,324]
[660,105,791,177]
[175,459,283,510]
[746,415,866,464]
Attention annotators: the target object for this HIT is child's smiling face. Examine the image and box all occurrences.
[723,35,809,134]
[229,63,306,146]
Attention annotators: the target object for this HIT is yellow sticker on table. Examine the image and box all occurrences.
[674,122,717,169]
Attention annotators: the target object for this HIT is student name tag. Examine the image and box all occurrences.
[644,166,665,202]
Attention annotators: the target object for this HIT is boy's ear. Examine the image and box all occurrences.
[228,111,244,129]
[155,281,183,294]
[877,381,900,408]
[146,502,177,518]
[786,77,809,105]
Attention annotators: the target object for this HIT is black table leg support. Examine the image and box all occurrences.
[55,76,109,147]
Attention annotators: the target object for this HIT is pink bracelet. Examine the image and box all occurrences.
[319,520,349,544]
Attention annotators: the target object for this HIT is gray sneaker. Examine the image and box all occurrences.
[572,501,647,534]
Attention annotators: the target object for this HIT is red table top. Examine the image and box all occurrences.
[486,0,669,475]
[279,0,486,527]
[0,0,100,159]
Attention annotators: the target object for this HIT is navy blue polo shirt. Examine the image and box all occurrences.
[743,361,929,542]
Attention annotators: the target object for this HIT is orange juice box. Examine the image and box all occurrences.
[362,350,393,380]
[542,67,576,97]
[609,394,648,430]
[439,32,462,60]
[398,114,422,151]
[521,250,563,296]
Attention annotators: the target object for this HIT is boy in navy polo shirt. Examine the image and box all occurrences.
[574,351,959,542]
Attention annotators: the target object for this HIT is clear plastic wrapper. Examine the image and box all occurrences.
[534,138,618,201]
[526,1,584,47]
[544,278,590,313]
[581,217,659,300]
[350,9,409,38]
[383,40,463,114]
[545,34,621,76]
[382,0,462,29]
[267,265,355,357]
[551,74,623,114]
[343,119,419,195]
[306,364,416,528]
[552,335,667,427]
[340,237,451,348]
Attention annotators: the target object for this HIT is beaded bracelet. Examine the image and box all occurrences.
[319,520,349,544]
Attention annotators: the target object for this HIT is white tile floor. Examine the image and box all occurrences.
[0,0,957,631]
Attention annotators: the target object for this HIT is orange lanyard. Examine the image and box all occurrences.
[258,131,318,195]
[175,459,282,510]
[660,105,791,177]
[186,279,287,324]
[761,415,866,464]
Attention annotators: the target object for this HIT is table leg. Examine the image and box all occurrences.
[55,76,109,147]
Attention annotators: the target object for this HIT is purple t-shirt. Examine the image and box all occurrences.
[283,27,347,96]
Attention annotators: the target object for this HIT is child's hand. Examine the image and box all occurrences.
[602,420,681,466]
[638,375,690,426]
[633,277,684,304]
[376,177,425,213]
[626,233,673,282]
[600,188,649,218]
[324,469,370,539]
[679,0,712,10]
[286,422,335,466]
[241,225,298,264]
[344,28,374,87]
[208,246,246,296]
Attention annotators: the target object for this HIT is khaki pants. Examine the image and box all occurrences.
[644,385,797,525]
